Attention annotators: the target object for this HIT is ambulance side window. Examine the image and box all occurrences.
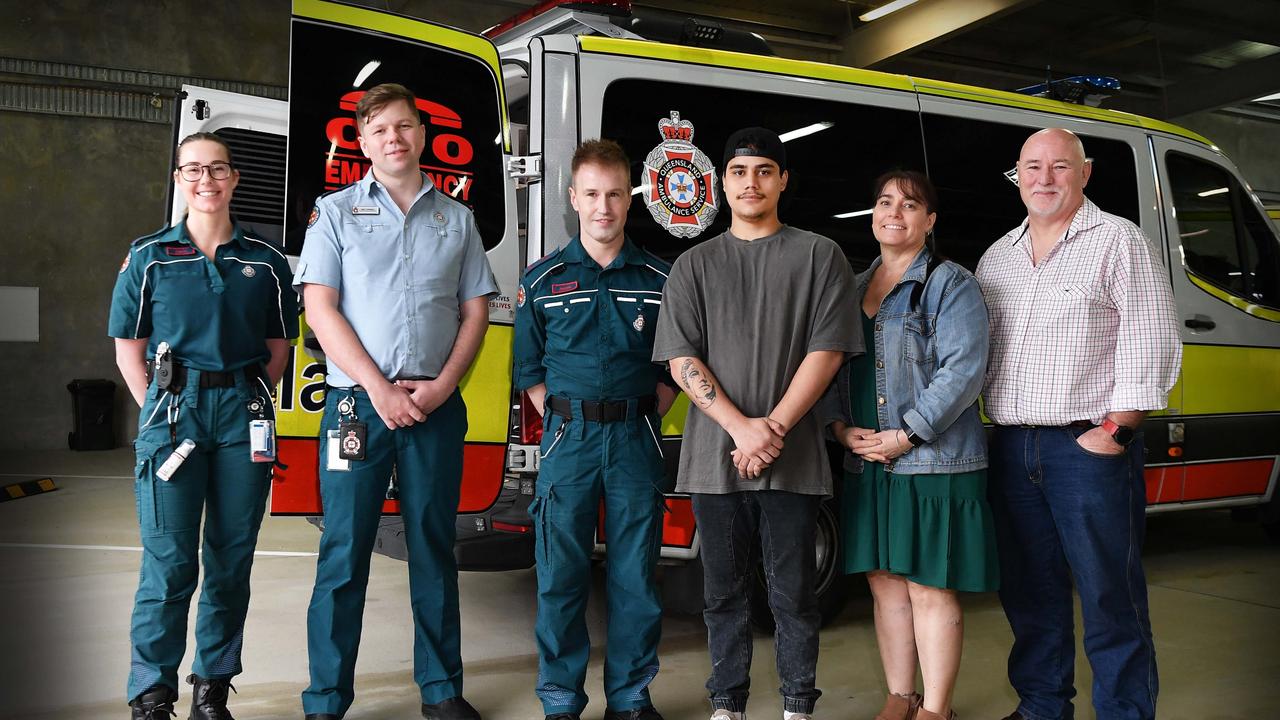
[921,114,1141,271]
[285,21,506,251]
[600,79,926,271]
[1166,152,1280,309]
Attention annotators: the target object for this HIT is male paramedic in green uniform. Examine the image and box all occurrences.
[296,83,498,720]
[513,139,678,720]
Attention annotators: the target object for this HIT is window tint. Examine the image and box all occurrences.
[921,114,1141,271]
[285,21,506,255]
[600,79,925,272]
[1167,151,1280,309]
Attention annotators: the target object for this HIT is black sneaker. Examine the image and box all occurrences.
[187,674,237,720]
[421,696,482,720]
[546,714,581,720]
[129,685,177,720]
[604,707,664,720]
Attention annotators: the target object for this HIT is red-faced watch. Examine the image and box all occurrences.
[1101,418,1136,447]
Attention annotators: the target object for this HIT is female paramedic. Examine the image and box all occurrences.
[108,132,298,720]
[819,170,998,720]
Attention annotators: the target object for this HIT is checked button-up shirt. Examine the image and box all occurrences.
[976,197,1182,426]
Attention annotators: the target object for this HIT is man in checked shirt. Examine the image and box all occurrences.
[977,128,1181,720]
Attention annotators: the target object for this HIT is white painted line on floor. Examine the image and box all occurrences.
[0,543,317,557]
[0,473,132,479]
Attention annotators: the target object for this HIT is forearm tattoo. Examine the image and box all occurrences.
[680,359,717,409]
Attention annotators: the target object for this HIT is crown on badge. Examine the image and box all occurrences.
[658,111,694,141]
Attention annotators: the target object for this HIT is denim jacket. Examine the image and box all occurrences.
[818,247,989,475]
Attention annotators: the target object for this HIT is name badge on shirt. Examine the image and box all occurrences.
[351,205,381,215]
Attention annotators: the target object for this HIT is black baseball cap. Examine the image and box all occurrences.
[722,127,787,173]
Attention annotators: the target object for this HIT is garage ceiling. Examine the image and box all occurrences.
[620,0,1280,121]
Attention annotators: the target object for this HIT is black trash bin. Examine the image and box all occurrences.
[67,379,117,451]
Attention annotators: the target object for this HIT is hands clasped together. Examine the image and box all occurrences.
[368,378,454,429]
[728,416,788,479]
[837,425,911,464]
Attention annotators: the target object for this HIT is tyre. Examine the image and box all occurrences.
[749,497,848,632]
[1260,499,1280,544]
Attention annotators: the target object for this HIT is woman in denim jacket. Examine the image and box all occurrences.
[819,171,997,720]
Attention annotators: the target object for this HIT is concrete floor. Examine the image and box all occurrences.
[1,449,1277,720]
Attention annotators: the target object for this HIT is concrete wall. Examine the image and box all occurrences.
[0,1,516,451]
[2,1,1279,450]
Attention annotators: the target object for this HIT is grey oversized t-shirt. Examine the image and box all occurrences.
[653,225,861,495]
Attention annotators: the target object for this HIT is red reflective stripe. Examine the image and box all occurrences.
[493,521,531,533]
[269,439,505,515]
[1182,458,1274,501]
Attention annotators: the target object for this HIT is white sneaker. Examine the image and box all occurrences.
[783,714,811,720]
[710,711,744,720]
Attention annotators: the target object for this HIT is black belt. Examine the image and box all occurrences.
[548,395,657,423]
[148,364,260,389]
[332,376,436,394]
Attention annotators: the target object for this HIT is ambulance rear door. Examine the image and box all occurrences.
[272,0,519,517]
[170,85,288,245]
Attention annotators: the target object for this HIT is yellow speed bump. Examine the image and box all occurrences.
[1,478,58,503]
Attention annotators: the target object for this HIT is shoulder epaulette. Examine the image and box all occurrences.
[130,224,174,247]
[524,247,563,274]
[315,182,359,206]
[640,247,673,272]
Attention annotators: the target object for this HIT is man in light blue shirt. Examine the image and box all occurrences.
[296,82,497,720]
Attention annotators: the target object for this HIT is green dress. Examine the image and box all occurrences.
[840,312,999,592]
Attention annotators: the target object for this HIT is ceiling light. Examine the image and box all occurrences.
[859,0,919,22]
[1197,187,1229,197]
[1254,91,1280,102]
[779,122,834,142]
[833,208,874,219]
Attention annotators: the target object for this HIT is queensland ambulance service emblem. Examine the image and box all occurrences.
[516,284,526,308]
[342,430,362,457]
[633,311,645,333]
[242,266,256,278]
[643,111,718,238]
[307,206,319,228]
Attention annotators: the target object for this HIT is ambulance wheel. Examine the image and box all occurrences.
[749,498,848,632]
[1260,499,1280,543]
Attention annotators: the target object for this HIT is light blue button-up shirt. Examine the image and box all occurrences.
[294,171,498,387]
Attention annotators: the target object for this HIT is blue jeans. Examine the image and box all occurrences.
[988,426,1157,720]
[691,491,822,715]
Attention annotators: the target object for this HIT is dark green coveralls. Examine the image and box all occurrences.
[108,222,298,702]
[513,235,674,715]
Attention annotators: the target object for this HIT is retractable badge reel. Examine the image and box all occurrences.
[327,395,366,471]
[247,396,275,463]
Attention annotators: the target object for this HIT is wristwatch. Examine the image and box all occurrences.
[904,429,926,447]
[1100,418,1136,447]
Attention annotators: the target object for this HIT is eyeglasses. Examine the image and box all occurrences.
[177,162,234,181]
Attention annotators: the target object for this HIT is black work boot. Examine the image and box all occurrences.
[604,708,664,720]
[187,673,237,720]
[129,685,177,720]
[421,696,481,720]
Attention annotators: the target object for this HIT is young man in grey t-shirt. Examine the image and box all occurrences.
[652,128,860,720]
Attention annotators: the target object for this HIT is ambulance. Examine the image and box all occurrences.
[169,0,1280,623]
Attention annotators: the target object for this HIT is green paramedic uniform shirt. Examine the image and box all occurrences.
[108,221,299,369]
[513,234,674,399]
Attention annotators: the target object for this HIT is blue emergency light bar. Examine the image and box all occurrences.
[1015,75,1121,107]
